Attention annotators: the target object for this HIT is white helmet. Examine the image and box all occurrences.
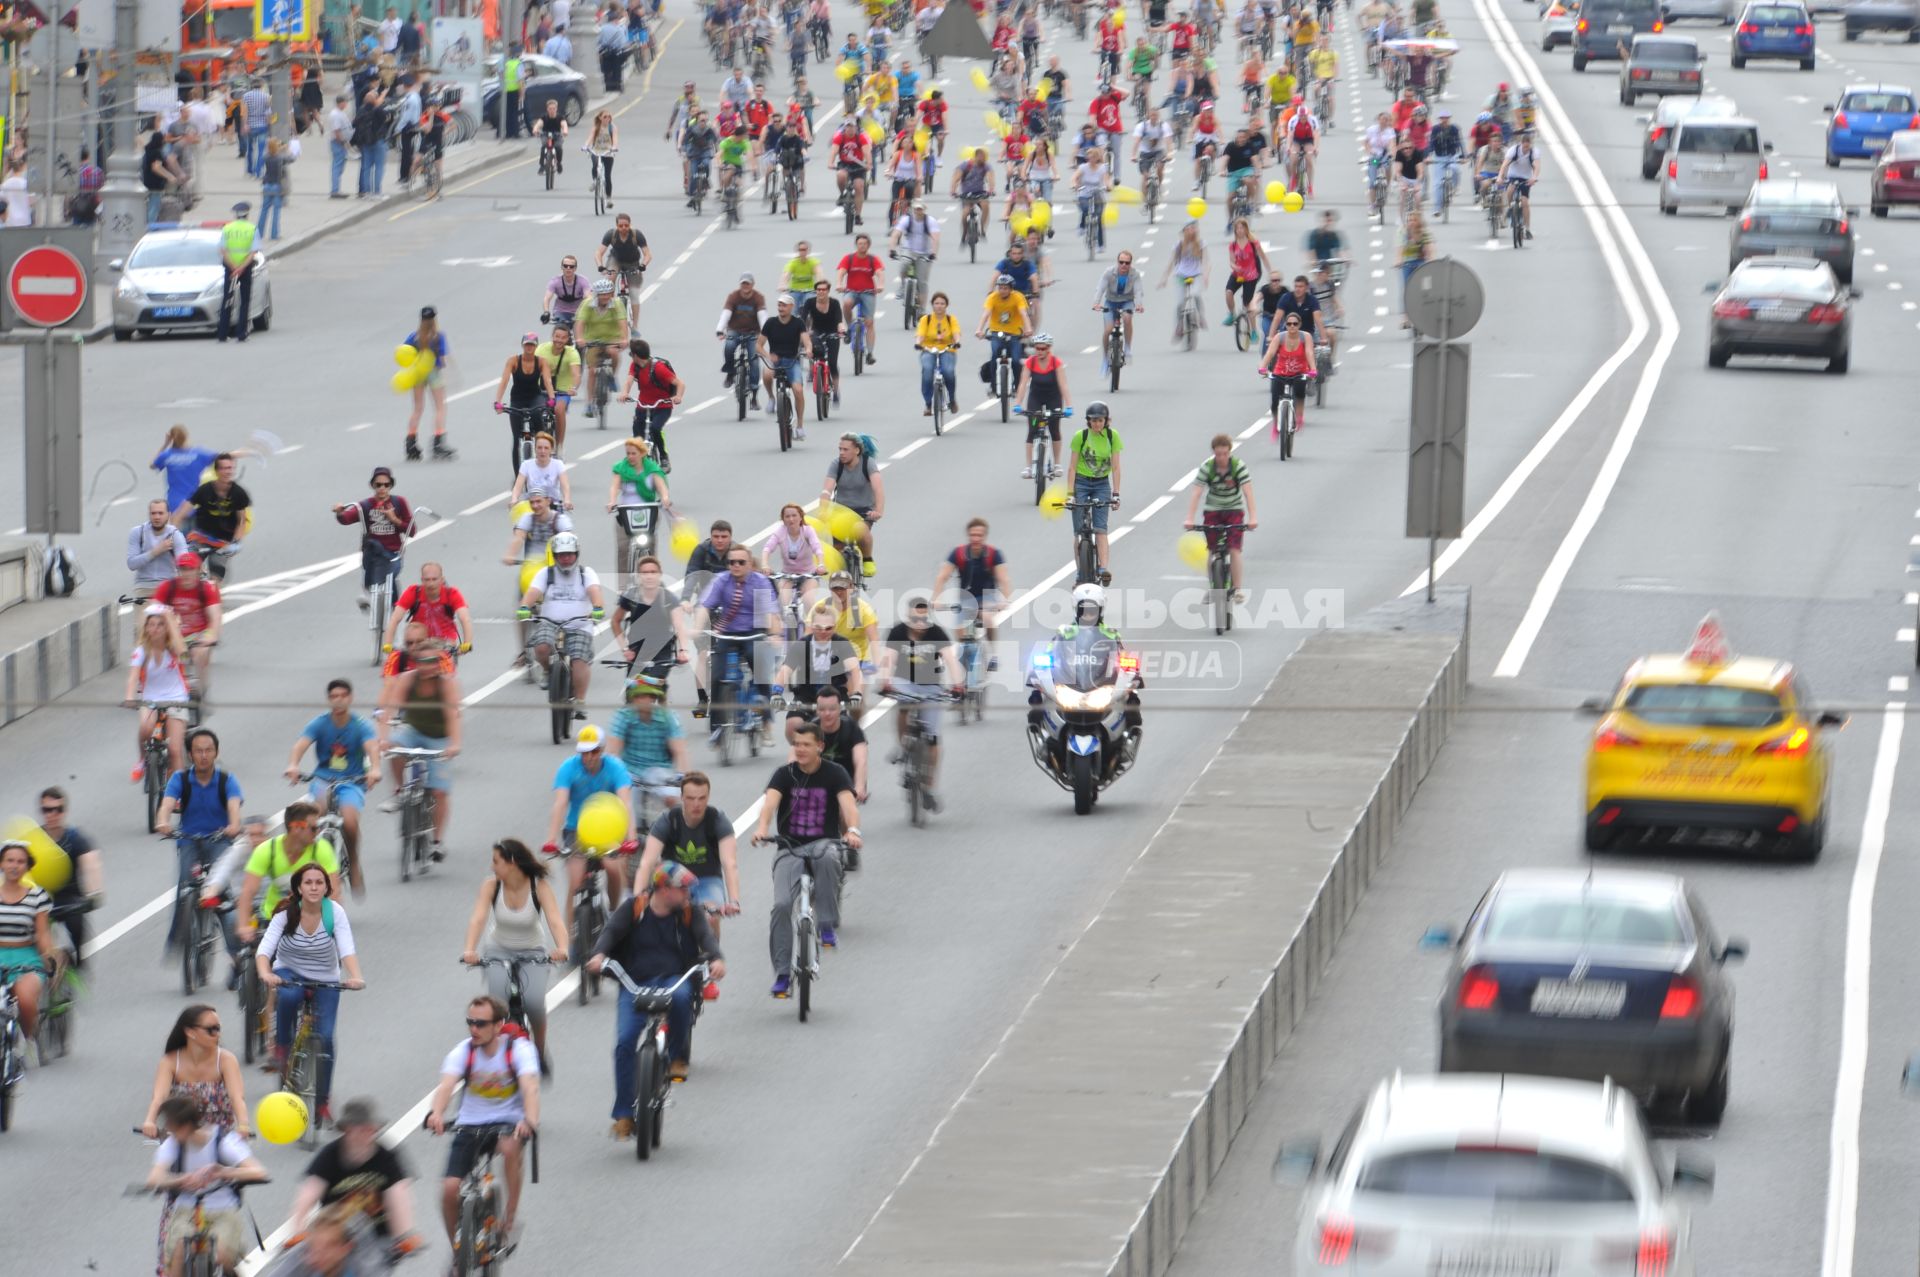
[1071,582,1106,622]
[551,532,581,556]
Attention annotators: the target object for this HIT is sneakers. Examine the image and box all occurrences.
[316,1104,333,1129]
[820,926,837,948]
[709,728,725,746]
[924,406,933,416]
[866,352,875,365]
[584,402,597,419]
[1047,463,1064,479]
[832,387,841,405]
[669,1059,690,1082]
[429,841,446,863]
[378,797,401,814]
[130,762,145,783]
[356,592,370,612]
[795,424,806,441]
[922,790,941,813]
[770,974,792,998]
[862,558,875,577]
[226,964,243,992]
[611,1117,635,1139]
[1022,464,1035,479]
[765,397,776,416]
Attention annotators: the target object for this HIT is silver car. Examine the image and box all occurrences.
[110,225,274,341]
[1639,94,1739,178]
[1662,0,1739,21]
[1277,1073,1714,1276]
[1659,114,1768,213]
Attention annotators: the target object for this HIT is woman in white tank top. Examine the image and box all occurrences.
[461,838,570,1068]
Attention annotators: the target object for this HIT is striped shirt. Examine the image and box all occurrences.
[0,884,49,947]
[259,905,357,982]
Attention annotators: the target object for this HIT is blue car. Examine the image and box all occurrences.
[1733,0,1816,66]
[1826,83,1920,164]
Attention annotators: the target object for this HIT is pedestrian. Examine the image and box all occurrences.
[597,4,627,93]
[0,154,32,227]
[215,202,259,343]
[296,57,324,132]
[259,138,292,240]
[353,84,389,196]
[240,78,271,176]
[500,43,525,138]
[543,21,573,66]
[68,147,103,224]
[403,306,456,461]
[397,7,423,65]
[396,74,422,186]
[326,92,352,198]
[379,5,402,55]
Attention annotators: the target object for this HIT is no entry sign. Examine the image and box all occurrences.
[7,244,88,328]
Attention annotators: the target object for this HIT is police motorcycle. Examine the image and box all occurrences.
[1025,584,1143,815]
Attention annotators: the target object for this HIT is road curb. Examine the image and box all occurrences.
[1,598,118,728]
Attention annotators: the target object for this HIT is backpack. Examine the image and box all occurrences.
[403,586,457,624]
[462,1028,537,1090]
[42,545,81,597]
[168,767,234,824]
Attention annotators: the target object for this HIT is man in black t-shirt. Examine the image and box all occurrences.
[596,213,650,295]
[636,772,741,934]
[172,453,253,547]
[878,597,959,813]
[756,294,814,432]
[810,687,869,804]
[1274,274,1328,346]
[38,786,100,964]
[752,722,862,998]
[287,1098,415,1247]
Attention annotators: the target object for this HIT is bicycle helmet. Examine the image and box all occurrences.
[626,674,668,701]
[651,861,698,892]
[1084,399,1111,420]
[1032,330,1054,345]
[1071,582,1107,623]
[995,273,1015,285]
[591,278,615,295]
[1476,111,1492,122]
[550,532,581,556]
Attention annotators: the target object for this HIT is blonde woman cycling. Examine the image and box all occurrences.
[586,109,619,200]
[1157,221,1210,340]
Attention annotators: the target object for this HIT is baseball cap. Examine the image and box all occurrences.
[522,331,539,345]
[144,603,171,618]
[176,552,203,570]
[828,570,854,588]
[651,862,698,892]
[420,305,438,319]
[369,465,394,484]
[740,271,755,284]
[576,724,606,753]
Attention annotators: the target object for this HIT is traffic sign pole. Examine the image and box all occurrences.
[1404,257,1481,601]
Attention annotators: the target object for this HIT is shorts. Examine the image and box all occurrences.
[772,355,804,384]
[845,289,876,319]
[150,704,194,722]
[1227,277,1256,304]
[1102,300,1136,316]
[1073,474,1114,531]
[532,619,596,663]
[1193,139,1216,158]
[554,391,575,405]
[1507,178,1534,199]
[839,503,874,523]
[1203,507,1247,551]
[838,161,868,176]
[446,1124,518,1180]
[0,946,46,981]
[392,723,452,791]
[891,178,917,199]
[888,681,945,738]
[164,1206,246,1260]
[309,779,367,811]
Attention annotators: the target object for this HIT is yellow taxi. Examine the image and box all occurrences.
[1581,615,1846,859]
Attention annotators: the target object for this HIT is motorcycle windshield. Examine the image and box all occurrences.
[1045,632,1122,692]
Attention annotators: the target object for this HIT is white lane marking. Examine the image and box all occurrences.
[447,379,497,403]
[347,422,374,432]
[1474,0,1678,678]
[892,436,933,460]
[1822,704,1907,1277]
[1899,628,1917,644]
[1891,676,1910,692]
[1132,494,1173,522]
[461,492,513,516]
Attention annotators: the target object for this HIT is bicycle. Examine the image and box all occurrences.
[137,701,189,832]
[782,157,804,220]
[464,955,552,1048]
[846,295,871,375]
[37,907,85,1062]
[1082,191,1106,259]
[183,531,241,583]
[1314,75,1335,127]
[1435,161,1458,225]
[689,160,711,215]
[895,251,931,329]
[721,171,742,229]
[961,197,986,261]
[705,629,768,767]
[236,929,266,1065]
[914,343,958,435]
[767,572,823,640]
[547,836,622,1005]
[764,356,799,451]
[174,849,226,996]
[587,344,618,429]
[758,835,840,1022]
[887,686,954,826]
[1483,177,1505,241]
[0,980,23,1130]
[600,959,712,1158]
[276,978,356,1150]
[1368,154,1390,222]
[838,177,858,234]
[1102,316,1128,392]
[418,139,445,201]
[385,745,445,882]
[1016,405,1074,506]
[947,605,989,725]
[1232,302,1257,353]
[1062,495,1118,585]
[1141,153,1164,222]
[505,402,553,480]
[1507,179,1527,250]
[729,337,757,420]
[298,775,356,894]
[1189,520,1253,634]
[1264,369,1305,460]
[1226,172,1253,228]
[539,134,559,191]
[123,1175,271,1276]
[810,336,839,420]
[1172,273,1204,351]
[990,340,1018,422]
[614,502,663,587]
[1315,340,1333,409]
[442,1123,536,1276]
[586,145,613,217]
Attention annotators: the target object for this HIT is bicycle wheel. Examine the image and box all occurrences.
[1280,399,1296,460]
[301,1042,330,1149]
[454,1193,486,1276]
[1183,303,1197,352]
[594,172,606,218]
[1511,200,1524,250]
[576,889,605,1004]
[795,916,814,1023]
[182,902,212,995]
[777,388,793,451]
[145,753,165,833]
[906,737,926,826]
[370,582,389,668]
[1108,333,1122,392]
[549,656,573,745]
[184,1244,218,1277]
[1234,312,1251,352]
[1032,436,1047,506]
[0,1041,12,1131]
[648,1035,667,1149]
[634,1036,658,1160]
[1210,548,1229,634]
[901,278,915,330]
[240,960,263,1064]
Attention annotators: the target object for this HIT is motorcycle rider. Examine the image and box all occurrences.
[1025,582,1143,762]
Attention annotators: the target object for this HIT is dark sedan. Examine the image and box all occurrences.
[1620,34,1706,104]
[1729,177,1856,281]
[1434,868,1745,1124]
[1709,256,1855,372]
[1872,129,1920,212]
[481,52,587,128]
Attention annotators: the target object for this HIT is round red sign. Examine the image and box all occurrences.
[7,244,88,327]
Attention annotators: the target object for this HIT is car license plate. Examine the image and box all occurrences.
[1756,309,1803,322]
[152,305,194,319]
[1766,25,1788,34]
[1608,21,1632,31]
[1530,979,1626,1018]
[1432,1247,1559,1277]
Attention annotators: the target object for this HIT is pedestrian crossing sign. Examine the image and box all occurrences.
[254,0,313,40]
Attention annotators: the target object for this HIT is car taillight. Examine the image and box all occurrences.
[1758,160,1768,180]
[1713,299,1753,319]
[1738,20,1757,31]
[1739,215,1753,231]
[1667,159,1677,178]
[1835,217,1849,234]
[1793,23,1812,33]
[1316,1215,1355,1266]
[1457,966,1499,1010]
[1577,15,1589,29]
[1652,18,1664,29]
[1760,725,1816,752]
[1632,67,1649,79]
[1682,69,1700,80]
[1650,125,1667,142]
[1660,977,1700,1019]
[1637,1228,1673,1277]
[1807,303,1847,325]
[1593,725,1642,749]
[1833,111,1849,130]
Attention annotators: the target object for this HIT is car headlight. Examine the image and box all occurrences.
[200,280,223,298]
[116,277,142,299]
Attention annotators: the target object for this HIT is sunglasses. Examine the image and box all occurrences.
[466,1018,497,1028]
[561,263,577,269]
[195,1023,222,1034]
[1285,320,1302,328]
[372,481,393,489]
[39,805,62,815]
[728,558,751,566]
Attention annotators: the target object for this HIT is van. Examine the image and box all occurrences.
[1660,116,1770,214]
[1573,0,1665,70]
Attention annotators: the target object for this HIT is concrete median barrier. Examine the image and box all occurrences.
[839,587,1470,1277]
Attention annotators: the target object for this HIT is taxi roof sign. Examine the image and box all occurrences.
[1684,613,1732,667]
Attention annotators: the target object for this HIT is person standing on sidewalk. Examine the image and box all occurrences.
[240,79,272,177]
[215,203,259,344]
[396,74,423,188]
[326,92,353,198]
[404,306,457,461]
[597,6,627,93]
[259,138,292,240]
[501,45,526,138]
[354,84,390,197]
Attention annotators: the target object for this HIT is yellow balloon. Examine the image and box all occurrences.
[1035,78,1052,101]
[257,1092,309,1146]
[865,120,885,142]
[1177,529,1210,570]
[986,111,1009,137]
[1264,180,1287,204]
[577,791,628,852]
[2,820,69,895]
[413,346,437,370]
[803,514,833,542]
[914,127,932,151]
[970,67,991,91]
[510,500,533,523]
[1101,204,1120,227]
[836,61,856,82]
[1109,184,1142,205]
[1186,197,1208,219]
[1039,485,1070,518]
[1283,191,1306,213]
[1010,212,1032,236]
[821,543,846,574]
[920,85,935,100]
[393,343,417,367]
[516,545,554,597]
[958,145,977,161]
[827,506,867,544]
[1112,7,1125,25]
[390,370,415,393]
[1029,201,1053,230]
[669,519,699,562]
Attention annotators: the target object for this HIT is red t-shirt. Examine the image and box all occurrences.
[833,130,870,165]
[919,98,949,127]
[839,252,881,292]
[745,100,773,136]
[153,578,222,636]
[1392,99,1418,133]
[1097,19,1121,50]
[1470,120,1500,152]
[628,358,680,408]
[1091,96,1124,133]
[1169,20,1196,49]
[396,584,467,644]
[1003,132,1028,162]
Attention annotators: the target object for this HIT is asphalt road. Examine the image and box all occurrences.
[2,1,1878,1274]
[1166,1,1920,1274]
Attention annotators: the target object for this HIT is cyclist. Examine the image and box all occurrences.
[917,86,950,156]
[1190,96,1221,189]
[542,723,639,916]
[373,626,463,862]
[820,433,886,574]
[532,96,568,176]
[1224,217,1269,330]
[1128,35,1162,108]
[1157,220,1210,339]
[541,255,588,336]
[1089,80,1127,179]
[1496,128,1540,240]
[509,430,570,510]
[1066,402,1123,583]
[825,570,879,664]
[830,118,872,223]
[257,862,365,1121]
[518,529,604,707]
[716,120,750,203]
[128,498,188,597]
[1221,122,1263,216]
[998,235,1044,318]
[151,551,223,702]
[1073,145,1114,252]
[424,996,539,1258]
[503,489,573,667]
[977,273,1032,385]
[837,234,885,364]
[635,769,742,943]
[333,465,419,616]
[1274,271,1330,354]
[757,293,814,434]
[35,786,102,964]
[889,197,941,296]
[745,82,775,147]
[783,239,825,297]
[1133,107,1174,191]
[144,1094,269,1277]
[764,501,826,615]
[680,108,718,207]
[386,561,472,658]
[1014,332,1072,480]
[775,601,865,734]
[751,720,862,997]
[915,291,961,417]
[535,323,582,445]
[876,596,962,812]
[234,797,342,945]
[1305,207,1343,269]
[494,333,558,480]
[170,451,251,580]
[1514,85,1538,136]
[155,724,244,966]
[949,146,996,237]
[1391,129,1427,221]
[695,544,784,744]
[1089,251,1143,379]
[610,672,691,794]
[576,278,631,425]
[717,271,769,403]
[1259,307,1318,432]
[1281,94,1318,195]
[1307,34,1337,117]
[1469,111,1503,203]
[281,1097,420,1267]
[803,280,848,406]
[613,554,693,683]
[933,517,1012,661]
[1094,4,1125,80]
[1426,106,1464,215]
[284,680,379,899]
[595,213,651,313]
[1183,432,1258,600]
[664,81,701,154]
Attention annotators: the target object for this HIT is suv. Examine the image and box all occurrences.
[1620,33,1706,103]
[1574,0,1665,69]
[1733,0,1817,66]
[1277,1073,1713,1276]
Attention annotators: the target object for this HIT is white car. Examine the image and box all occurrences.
[110,223,273,341]
[1542,0,1578,48]
[1277,1072,1712,1275]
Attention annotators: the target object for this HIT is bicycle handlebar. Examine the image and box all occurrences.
[463,955,555,968]
[599,958,709,998]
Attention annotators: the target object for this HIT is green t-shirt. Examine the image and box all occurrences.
[244,835,341,917]
[576,300,626,345]
[1195,455,1252,511]
[784,255,824,292]
[1130,47,1159,77]
[719,134,750,166]
[1070,426,1123,480]
[536,341,581,393]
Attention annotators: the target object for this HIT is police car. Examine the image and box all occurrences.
[109,221,274,341]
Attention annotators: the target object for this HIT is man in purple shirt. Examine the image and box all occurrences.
[694,544,783,745]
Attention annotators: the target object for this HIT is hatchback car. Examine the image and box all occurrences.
[1732,1,1816,65]
[1825,83,1919,163]
[1574,0,1666,69]
[1663,0,1738,20]
[1278,1072,1715,1275]
[1541,0,1577,48]
[1620,33,1705,103]
[1842,0,1920,38]
[481,52,587,127]
[109,223,273,341]
[1871,129,1920,211]
[1659,115,1767,213]
[1639,94,1738,178]
[1433,869,1745,1123]
[1728,177,1856,279]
